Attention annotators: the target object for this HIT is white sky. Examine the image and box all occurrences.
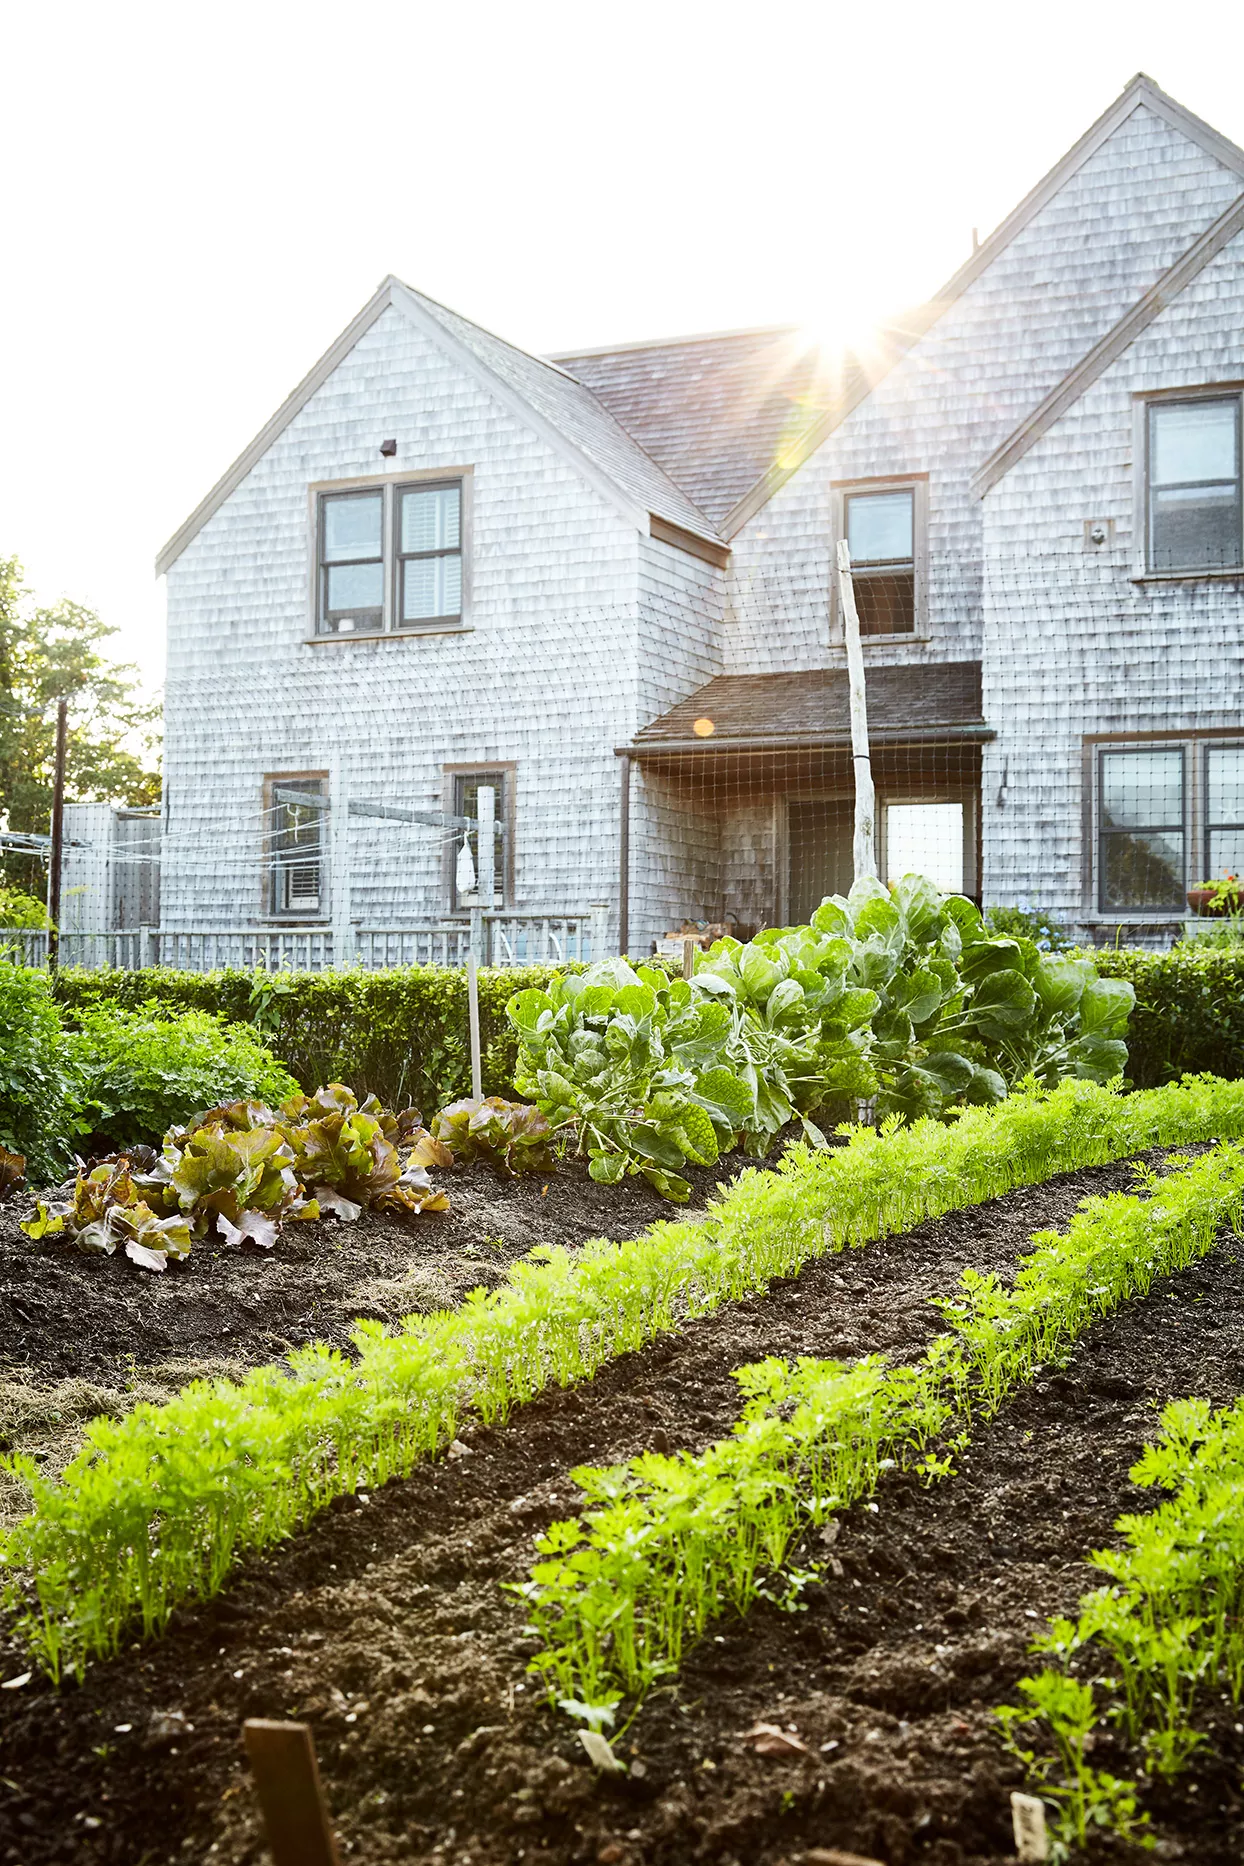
[2,0,1242,689]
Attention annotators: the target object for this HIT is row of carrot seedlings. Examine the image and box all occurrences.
[1003,1391,1244,1852]
[4,1075,1244,1683]
[517,1142,1244,1736]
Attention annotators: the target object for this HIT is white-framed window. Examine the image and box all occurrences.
[447,767,512,912]
[1146,394,1243,572]
[266,774,328,919]
[834,477,926,638]
[314,475,468,636]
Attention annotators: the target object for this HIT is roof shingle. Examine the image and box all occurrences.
[629,662,987,749]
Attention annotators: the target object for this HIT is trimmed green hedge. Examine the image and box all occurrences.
[1092,945,1244,1087]
[49,942,1244,1115]
[52,963,576,1115]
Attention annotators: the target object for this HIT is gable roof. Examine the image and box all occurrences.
[972,188,1244,494]
[156,276,722,577]
[551,328,867,529]
[712,73,1244,540]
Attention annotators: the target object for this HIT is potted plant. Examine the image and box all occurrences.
[1187,873,1244,916]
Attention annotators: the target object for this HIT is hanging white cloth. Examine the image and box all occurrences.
[456,831,477,897]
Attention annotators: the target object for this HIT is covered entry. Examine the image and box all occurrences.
[620,662,990,946]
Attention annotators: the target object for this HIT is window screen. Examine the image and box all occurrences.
[1148,398,1242,572]
[885,801,964,893]
[270,777,327,917]
[845,489,916,635]
[1206,744,1244,880]
[398,483,462,626]
[1098,748,1185,910]
[318,491,384,633]
[452,771,506,910]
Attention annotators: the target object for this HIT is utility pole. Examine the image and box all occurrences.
[836,539,877,882]
[47,697,68,971]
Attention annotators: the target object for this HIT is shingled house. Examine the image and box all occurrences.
[158,73,1244,956]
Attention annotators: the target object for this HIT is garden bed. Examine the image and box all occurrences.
[4,1146,1240,1865]
[0,1151,751,1523]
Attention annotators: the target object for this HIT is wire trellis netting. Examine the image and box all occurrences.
[6,528,1240,981]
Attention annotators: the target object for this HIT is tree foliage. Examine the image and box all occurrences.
[0,554,160,886]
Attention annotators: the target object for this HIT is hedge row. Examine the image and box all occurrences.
[1091,945,1244,1088]
[52,963,576,1115]
[50,942,1244,1114]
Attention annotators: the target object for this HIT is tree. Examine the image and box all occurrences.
[0,554,161,889]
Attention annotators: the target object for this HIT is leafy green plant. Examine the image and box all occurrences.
[5,1078,1244,1683]
[517,1141,1244,1714]
[431,1097,559,1175]
[68,1002,299,1151]
[0,886,51,930]
[984,902,1075,953]
[508,961,765,1200]
[0,964,86,1181]
[22,1083,452,1268]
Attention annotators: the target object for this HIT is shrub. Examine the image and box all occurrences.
[53,963,571,1113]
[984,902,1075,952]
[0,966,84,1181]
[68,1002,300,1150]
[0,886,51,930]
[1091,945,1244,1088]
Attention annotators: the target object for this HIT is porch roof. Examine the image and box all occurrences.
[623,661,989,758]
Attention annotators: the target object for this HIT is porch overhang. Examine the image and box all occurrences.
[618,662,992,774]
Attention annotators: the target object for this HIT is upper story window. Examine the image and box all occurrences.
[315,476,465,636]
[838,481,922,636]
[1147,395,1242,572]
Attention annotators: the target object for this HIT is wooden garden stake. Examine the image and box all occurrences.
[242,1719,342,1866]
[836,538,877,883]
[467,950,483,1101]
[682,937,695,980]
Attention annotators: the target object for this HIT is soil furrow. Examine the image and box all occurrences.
[0,1147,1234,1866]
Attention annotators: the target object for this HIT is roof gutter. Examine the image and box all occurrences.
[617,723,995,757]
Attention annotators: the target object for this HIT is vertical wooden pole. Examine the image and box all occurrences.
[618,752,631,957]
[467,950,483,1102]
[682,937,694,980]
[836,539,877,883]
[47,697,68,972]
[242,1720,341,1866]
[330,762,352,970]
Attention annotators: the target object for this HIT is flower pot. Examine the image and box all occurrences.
[1187,888,1244,917]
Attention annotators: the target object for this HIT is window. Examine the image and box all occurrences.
[319,491,384,632]
[398,484,462,627]
[268,775,328,918]
[1098,749,1185,911]
[1206,744,1244,879]
[450,770,508,911]
[844,487,916,635]
[1147,396,1242,571]
[315,477,465,635]
[885,801,964,893]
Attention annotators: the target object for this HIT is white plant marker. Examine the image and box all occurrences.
[576,1729,625,1774]
[1011,1790,1048,1862]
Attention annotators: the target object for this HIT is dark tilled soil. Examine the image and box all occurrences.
[0,1152,752,1385]
[2,1147,1241,1866]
